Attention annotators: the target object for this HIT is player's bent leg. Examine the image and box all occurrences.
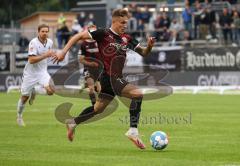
[38,72,55,96]
[86,77,96,105]
[121,84,145,149]
[95,81,101,93]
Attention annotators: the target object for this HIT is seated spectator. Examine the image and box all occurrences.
[169,19,184,45]
[182,30,192,47]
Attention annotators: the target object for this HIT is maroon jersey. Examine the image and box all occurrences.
[89,28,139,77]
[81,40,100,67]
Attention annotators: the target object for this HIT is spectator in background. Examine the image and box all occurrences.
[169,18,184,45]
[154,14,163,41]
[128,13,138,38]
[141,6,151,26]
[137,19,145,38]
[148,12,157,36]
[77,12,86,27]
[58,13,66,25]
[193,2,203,39]
[182,30,192,47]
[71,19,82,35]
[134,7,143,23]
[127,3,136,15]
[219,8,233,45]
[182,4,193,38]
[154,12,171,42]
[57,21,70,49]
[232,11,240,45]
[18,35,29,51]
[84,13,96,27]
[206,5,217,40]
[198,7,209,39]
[162,12,171,29]
[57,13,70,49]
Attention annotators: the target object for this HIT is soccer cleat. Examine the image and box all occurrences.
[125,130,146,149]
[29,88,36,105]
[17,116,26,127]
[66,120,76,142]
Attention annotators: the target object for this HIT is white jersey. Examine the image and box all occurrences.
[23,37,53,76]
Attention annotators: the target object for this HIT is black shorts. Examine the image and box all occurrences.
[83,68,100,82]
[99,73,128,99]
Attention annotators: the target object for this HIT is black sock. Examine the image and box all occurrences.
[74,106,95,124]
[89,93,96,106]
[129,97,142,128]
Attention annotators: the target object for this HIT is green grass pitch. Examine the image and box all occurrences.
[0,92,240,166]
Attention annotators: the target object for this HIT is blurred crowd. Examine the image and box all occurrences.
[125,0,240,46]
[18,0,240,50]
[56,12,96,49]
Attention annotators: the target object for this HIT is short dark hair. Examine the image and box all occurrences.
[112,8,130,18]
[38,24,49,32]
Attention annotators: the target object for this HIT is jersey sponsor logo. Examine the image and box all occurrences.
[110,43,127,51]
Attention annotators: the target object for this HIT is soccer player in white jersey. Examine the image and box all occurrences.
[17,24,56,126]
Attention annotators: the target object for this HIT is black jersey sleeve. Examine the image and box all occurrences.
[88,29,105,42]
[128,37,140,51]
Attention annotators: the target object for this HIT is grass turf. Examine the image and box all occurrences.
[0,92,240,166]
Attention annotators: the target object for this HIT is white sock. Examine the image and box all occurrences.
[66,119,77,128]
[17,99,25,117]
[129,127,139,135]
[171,38,176,45]
[35,85,47,95]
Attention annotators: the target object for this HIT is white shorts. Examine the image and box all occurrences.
[21,72,51,96]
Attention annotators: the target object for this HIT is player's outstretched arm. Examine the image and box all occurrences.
[52,30,91,64]
[28,50,56,64]
[135,37,155,57]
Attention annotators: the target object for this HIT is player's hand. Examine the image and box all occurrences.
[147,37,155,48]
[52,51,65,64]
[46,50,56,58]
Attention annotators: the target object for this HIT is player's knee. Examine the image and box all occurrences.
[89,86,95,94]
[21,96,29,104]
[131,90,143,99]
[94,103,105,114]
[95,86,101,93]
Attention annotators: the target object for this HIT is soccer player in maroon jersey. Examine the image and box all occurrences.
[79,25,101,106]
[53,8,155,149]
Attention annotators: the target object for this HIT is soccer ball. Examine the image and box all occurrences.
[150,131,169,150]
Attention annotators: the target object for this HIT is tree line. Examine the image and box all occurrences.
[0,0,76,27]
